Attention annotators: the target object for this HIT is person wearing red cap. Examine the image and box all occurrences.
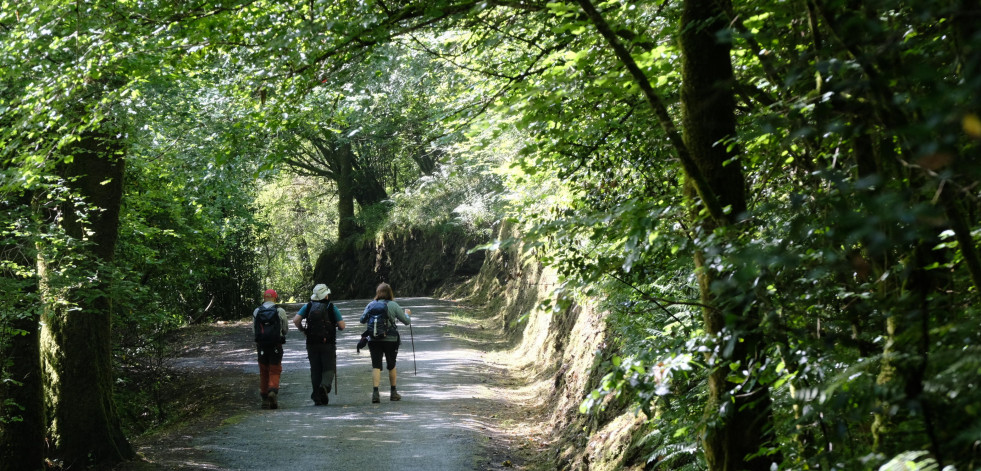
[253,289,289,409]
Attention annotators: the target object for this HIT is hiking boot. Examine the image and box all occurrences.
[311,391,323,406]
[268,390,278,410]
[371,390,380,403]
[261,394,271,410]
[319,385,330,406]
[390,391,401,401]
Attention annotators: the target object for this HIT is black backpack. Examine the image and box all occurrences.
[254,305,281,344]
[305,301,336,344]
[365,300,393,339]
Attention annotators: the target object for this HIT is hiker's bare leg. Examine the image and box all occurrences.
[372,368,382,387]
[388,367,397,387]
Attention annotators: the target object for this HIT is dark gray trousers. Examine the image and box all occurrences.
[306,342,336,391]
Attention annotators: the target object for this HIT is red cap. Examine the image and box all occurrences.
[263,289,278,300]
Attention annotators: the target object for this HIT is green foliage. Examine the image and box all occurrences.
[419,0,981,468]
[118,73,263,323]
[5,0,981,467]
[103,72,264,434]
[254,172,337,300]
[384,158,506,238]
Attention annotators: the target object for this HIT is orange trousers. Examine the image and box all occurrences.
[256,343,284,395]
[258,363,283,395]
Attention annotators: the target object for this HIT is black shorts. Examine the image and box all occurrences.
[256,343,284,366]
[367,341,399,370]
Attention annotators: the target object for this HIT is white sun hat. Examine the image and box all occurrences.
[311,284,331,301]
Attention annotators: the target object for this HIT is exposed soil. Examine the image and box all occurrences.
[114,298,550,470]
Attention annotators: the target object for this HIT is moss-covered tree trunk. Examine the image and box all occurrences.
[351,161,389,210]
[38,127,134,467]
[337,141,358,240]
[0,239,45,470]
[680,0,776,468]
[297,235,314,282]
[573,0,777,463]
[0,316,44,471]
[807,1,957,458]
[0,188,45,470]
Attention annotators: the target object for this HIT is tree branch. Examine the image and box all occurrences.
[574,0,728,224]
[608,273,707,335]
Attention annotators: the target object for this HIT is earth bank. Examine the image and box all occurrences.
[312,221,648,469]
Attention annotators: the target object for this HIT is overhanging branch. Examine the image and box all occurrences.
[574,0,728,225]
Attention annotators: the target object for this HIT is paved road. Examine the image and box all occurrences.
[178,298,507,470]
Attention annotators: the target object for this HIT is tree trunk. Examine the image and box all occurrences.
[411,147,439,176]
[39,126,134,467]
[352,160,389,209]
[574,0,777,464]
[0,316,45,471]
[336,142,359,239]
[0,189,46,470]
[871,242,948,463]
[808,2,962,459]
[0,258,45,470]
[297,235,314,282]
[680,0,776,469]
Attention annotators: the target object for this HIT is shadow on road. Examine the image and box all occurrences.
[124,297,516,471]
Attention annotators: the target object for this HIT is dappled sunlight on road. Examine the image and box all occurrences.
[179,297,511,470]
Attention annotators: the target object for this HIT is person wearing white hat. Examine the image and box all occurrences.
[293,283,346,405]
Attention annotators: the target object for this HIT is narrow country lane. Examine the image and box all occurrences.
[126,298,515,470]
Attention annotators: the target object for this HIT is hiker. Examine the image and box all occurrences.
[253,289,289,409]
[293,283,346,406]
[359,282,411,403]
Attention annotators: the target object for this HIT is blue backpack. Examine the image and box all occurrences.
[365,300,394,339]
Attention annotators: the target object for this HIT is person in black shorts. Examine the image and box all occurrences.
[359,282,411,403]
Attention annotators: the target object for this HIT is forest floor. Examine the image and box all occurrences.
[113,297,551,470]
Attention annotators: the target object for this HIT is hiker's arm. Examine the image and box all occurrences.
[332,305,346,330]
[278,308,289,336]
[390,302,410,325]
[293,304,308,332]
[359,306,370,324]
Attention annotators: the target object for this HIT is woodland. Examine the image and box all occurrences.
[2,0,981,470]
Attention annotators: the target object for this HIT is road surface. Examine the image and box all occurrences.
[127,298,515,470]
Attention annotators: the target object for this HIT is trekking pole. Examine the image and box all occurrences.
[334,323,339,396]
[406,309,417,375]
